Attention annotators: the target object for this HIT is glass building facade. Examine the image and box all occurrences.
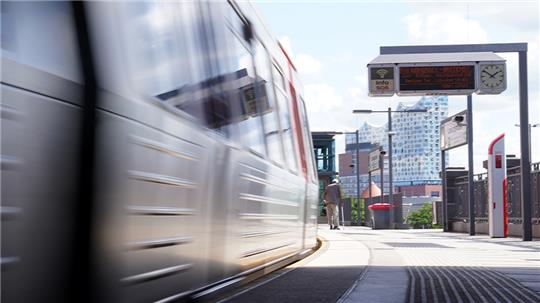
[342,96,448,196]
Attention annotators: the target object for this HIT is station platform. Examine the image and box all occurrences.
[224,225,540,303]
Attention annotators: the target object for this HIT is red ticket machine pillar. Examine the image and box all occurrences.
[488,134,507,238]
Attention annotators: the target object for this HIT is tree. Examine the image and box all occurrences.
[406,203,434,229]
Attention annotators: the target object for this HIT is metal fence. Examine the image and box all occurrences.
[448,162,540,224]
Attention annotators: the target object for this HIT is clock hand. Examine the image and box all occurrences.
[490,71,501,78]
[482,70,495,77]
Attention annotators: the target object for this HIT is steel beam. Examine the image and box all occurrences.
[519,51,532,241]
[467,95,475,236]
[442,150,448,232]
[380,43,527,55]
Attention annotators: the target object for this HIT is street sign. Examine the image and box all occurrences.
[368,65,395,96]
[398,63,476,95]
[440,110,468,151]
[368,148,380,172]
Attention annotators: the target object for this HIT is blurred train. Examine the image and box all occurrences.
[1,1,319,302]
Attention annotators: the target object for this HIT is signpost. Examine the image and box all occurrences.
[439,110,469,232]
[367,146,381,226]
[367,44,531,240]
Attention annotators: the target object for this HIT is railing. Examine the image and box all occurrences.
[448,162,540,224]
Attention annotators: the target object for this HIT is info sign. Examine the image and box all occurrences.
[440,110,468,151]
[368,65,395,96]
[368,148,381,172]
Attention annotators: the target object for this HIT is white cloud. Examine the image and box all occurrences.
[304,83,344,116]
[403,13,488,44]
[295,53,323,75]
[303,83,357,162]
[278,36,322,76]
[404,2,538,33]
[347,87,363,99]
[352,73,369,97]
[470,3,539,33]
[329,53,353,64]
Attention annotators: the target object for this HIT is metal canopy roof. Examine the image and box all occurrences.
[368,52,505,65]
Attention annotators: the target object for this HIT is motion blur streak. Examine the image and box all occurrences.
[1,1,319,302]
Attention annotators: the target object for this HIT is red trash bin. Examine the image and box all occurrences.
[368,203,391,229]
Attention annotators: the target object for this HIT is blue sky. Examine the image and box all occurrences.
[255,0,540,172]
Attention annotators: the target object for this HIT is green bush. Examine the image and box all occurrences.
[348,197,366,224]
[406,203,434,229]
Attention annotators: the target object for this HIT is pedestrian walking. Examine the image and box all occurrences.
[324,178,342,230]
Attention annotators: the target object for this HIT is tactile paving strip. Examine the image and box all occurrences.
[405,265,540,303]
[383,242,454,249]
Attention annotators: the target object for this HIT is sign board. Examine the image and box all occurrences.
[440,110,468,151]
[368,148,380,172]
[398,64,476,95]
[368,65,395,96]
[242,84,270,117]
[366,53,507,96]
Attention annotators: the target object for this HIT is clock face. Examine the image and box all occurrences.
[480,64,505,89]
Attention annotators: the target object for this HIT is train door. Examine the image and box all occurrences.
[297,97,319,248]
[85,2,219,301]
[1,2,85,301]
[205,2,304,277]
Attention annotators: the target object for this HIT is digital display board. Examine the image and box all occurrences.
[399,65,475,92]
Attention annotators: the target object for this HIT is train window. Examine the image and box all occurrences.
[293,72,304,100]
[275,89,298,172]
[1,1,83,83]
[204,5,266,156]
[114,2,205,123]
[254,41,284,165]
[272,65,286,91]
[299,97,317,182]
[225,34,266,156]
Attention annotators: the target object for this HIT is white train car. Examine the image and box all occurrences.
[1,1,319,302]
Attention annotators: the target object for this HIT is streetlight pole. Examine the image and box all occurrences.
[356,130,361,225]
[380,147,385,204]
[368,171,372,226]
[388,107,394,228]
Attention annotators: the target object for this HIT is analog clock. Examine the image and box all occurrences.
[480,64,505,89]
